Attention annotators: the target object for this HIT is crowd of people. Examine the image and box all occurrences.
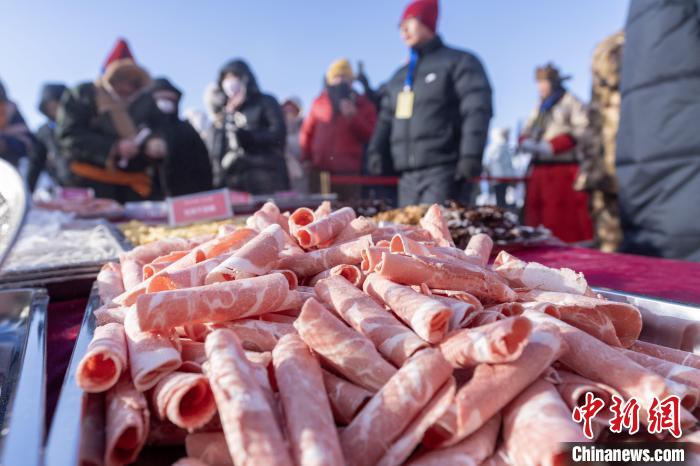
[1,0,698,262]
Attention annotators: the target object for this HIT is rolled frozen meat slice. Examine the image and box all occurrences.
[340,348,453,466]
[204,329,292,466]
[360,246,388,273]
[308,264,363,287]
[77,323,128,393]
[104,377,149,466]
[484,302,524,317]
[332,216,377,245]
[463,310,507,327]
[124,309,182,392]
[273,333,344,466]
[630,340,700,370]
[522,289,642,348]
[113,228,256,306]
[288,207,315,236]
[120,237,194,290]
[407,414,501,466]
[376,377,456,466]
[425,293,482,331]
[426,324,564,447]
[296,206,356,249]
[185,432,233,466]
[142,260,173,280]
[151,371,216,430]
[94,304,128,326]
[314,200,332,218]
[213,319,295,352]
[376,252,517,303]
[180,339,206,372]
[147,256,226,293]
[439,316,532,368]
[621,348,700,392]
[389,233,432,257]
[315,276,427,366]
[364,273,452,344]
[503,379,588,466]
[196,227,258,259]
[526,311,698,426]
[464,233,493,267]
[135,273,291,331]
[270,268,298,289]
[151,250,190,264]
[294,297,397,392]
[321,369,372,425]
[420,204,454,247]
[553,369,620,439]
[97,262,125,304]
[205,224,287,284]
[494,250,595,296]
[247,201,289,233]
[278,235,373,277]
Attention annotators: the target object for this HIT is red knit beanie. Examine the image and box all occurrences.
[102,38,135,71]
[400,0,439,33]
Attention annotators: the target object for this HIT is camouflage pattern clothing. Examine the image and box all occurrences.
[577,31,624,252]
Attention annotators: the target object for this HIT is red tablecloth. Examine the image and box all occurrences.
[43,245,700,429]
[46,298,86,431]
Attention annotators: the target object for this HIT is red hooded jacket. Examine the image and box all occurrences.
[300,91,376,173]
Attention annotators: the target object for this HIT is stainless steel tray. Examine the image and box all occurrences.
[595,288,700,353]
[44,287,700,465]
[0,288,48,466]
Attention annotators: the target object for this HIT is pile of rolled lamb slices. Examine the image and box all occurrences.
[76,201,700,466]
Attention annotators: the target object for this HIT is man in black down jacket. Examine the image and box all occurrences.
[367,0,492,207]
[617,0,700,261]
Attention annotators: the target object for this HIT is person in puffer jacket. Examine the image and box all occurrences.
[207,59,289,194]
[616,0,700,262]
[300,59,377,201]
[366,0,493,207]
[519,63,593,243]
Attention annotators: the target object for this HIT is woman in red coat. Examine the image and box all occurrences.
[519,64,593,243]
[300,58,377,200]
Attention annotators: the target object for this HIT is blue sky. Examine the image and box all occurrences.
[1,0,628,135]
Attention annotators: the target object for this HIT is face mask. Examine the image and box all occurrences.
[222,77,244,98]
[156,99,176,114]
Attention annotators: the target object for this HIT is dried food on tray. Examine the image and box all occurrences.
[119,218,245,246]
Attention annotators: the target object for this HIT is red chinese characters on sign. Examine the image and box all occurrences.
[572,392,606,440]
[648,396,682,439]
[571,393,682,438]
[609,395,641,435]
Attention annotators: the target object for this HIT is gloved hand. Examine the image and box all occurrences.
[520,138,553,156]
[233,127,252,148]
[144,137,168,160]
[454,157,481,182]
[366,152,383,176]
